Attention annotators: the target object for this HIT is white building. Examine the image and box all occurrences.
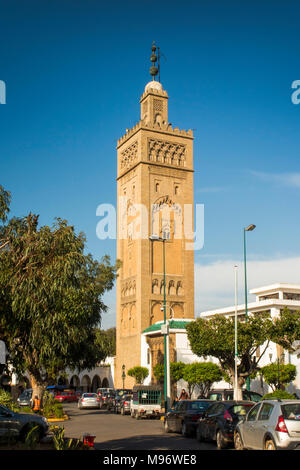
[141,284,300,397]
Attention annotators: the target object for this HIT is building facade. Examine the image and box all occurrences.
[115,46,195,388]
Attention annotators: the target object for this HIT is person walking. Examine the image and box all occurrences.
[31,395,41,413]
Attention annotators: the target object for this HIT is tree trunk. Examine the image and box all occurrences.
[29,373,46,407]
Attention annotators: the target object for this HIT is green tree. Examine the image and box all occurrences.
[153,361,186,384]
[260,363,297,391]
[0,185,11,225]
[95,327,116,360]
[182,362,223,397]
[270,308,300,357]
[186,314,274,398]
[127,366,149,384]
[0,193,119,400]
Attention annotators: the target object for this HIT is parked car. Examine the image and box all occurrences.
[78,393,100,410]
[119,394,133,416]
[100,391,116,409]
[164,400,213,437]
[206,389,262,403]
[17,389,33,407]
[112,389,133,413]
[234,399,300,450]
[0,403,49,442]
[97,387,114,399]
[196,400,254,449]
[54,390,78,403]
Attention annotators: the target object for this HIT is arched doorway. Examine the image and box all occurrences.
[101,377,109,388]
[91,375,101,393]
[70,375,80,391]
[81,375,91,393]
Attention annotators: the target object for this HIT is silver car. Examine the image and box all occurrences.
[17,389,32,407]
[0,404,49,441]
[78,393,100,410]
[234,399,300,450]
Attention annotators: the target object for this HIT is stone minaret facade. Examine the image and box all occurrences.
[115,48,195,388]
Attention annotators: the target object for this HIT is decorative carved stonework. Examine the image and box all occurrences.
[148,138,186,167]
[120,140,138,170]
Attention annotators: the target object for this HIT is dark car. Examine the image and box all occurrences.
[100,391,116,409]
[0,404,49,442]
[206,389,262,403]
[119,394,133,415]
[112,389,133,413]
[196,400,255,449]
[164,400,214,437]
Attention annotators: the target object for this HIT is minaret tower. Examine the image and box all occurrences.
[115,43,195,388]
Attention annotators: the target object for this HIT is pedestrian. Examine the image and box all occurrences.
[179,388,189,400]
[31,395,41,413]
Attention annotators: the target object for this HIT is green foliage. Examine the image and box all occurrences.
[127,366,149,384]
[182,362,223,397]
[0,189,119,394]
[260,363,297,391]
[24,425,40,450]
[262,390,297,400]
[269,308,300,355]
[0,185,11,224]
[0,388,32,413]
[42,392,64,419]
[153,362,186,384]
[95,327,116,359]
[51,425,83,450]
[186,314,274,384]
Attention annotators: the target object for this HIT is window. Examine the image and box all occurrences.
[258,403,274,421]
[231,404,253,417]
[247,404,261,422]
[155,182,160,192]
[281,404,300,420]
[207,403,224,416]
[209,393,222,401]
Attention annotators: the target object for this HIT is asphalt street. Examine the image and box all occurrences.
[57,402,217,451]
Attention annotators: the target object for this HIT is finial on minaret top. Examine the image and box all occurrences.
[149,41,159,81]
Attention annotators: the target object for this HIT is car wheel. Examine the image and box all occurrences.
[164,419,171,433]
[196,425,203,442]
[264,438,276,450]
[181,422,190,437]
[216,430,227,450]
[234,431,244,450]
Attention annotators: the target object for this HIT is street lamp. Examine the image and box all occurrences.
[234,265,240,400]
[243,224,256,391]
[122,365,126,389]
[149,233,168,412]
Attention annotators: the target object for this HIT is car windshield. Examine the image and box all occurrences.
[83,393,97,398]
[281,404,300,420]
[189,401,212,411]
[231,404,253,416]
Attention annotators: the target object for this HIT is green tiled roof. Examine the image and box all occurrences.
[142,320,190,334]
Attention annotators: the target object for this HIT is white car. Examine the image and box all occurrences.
[78,393,100,410]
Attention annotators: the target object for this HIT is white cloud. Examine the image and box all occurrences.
[250,171,300,188]
[195,256,300,315]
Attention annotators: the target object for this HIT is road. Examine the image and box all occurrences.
[57,403,217,451]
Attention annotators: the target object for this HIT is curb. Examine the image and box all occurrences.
[47,414,69,422]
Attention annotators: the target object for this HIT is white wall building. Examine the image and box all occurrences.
[141,284,300,398]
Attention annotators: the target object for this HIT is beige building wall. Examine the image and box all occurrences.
[115,81,195,388]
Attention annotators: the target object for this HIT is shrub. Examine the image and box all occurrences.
[262,390,297,400]
[42,392,64,419]
[0,388,31,413]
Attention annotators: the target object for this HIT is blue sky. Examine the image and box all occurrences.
[1,0,300,327]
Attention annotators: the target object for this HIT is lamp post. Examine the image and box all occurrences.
[122,365,126,389]
[243,224,256,391]
[234,265,240,400]
[149,234,168,413]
